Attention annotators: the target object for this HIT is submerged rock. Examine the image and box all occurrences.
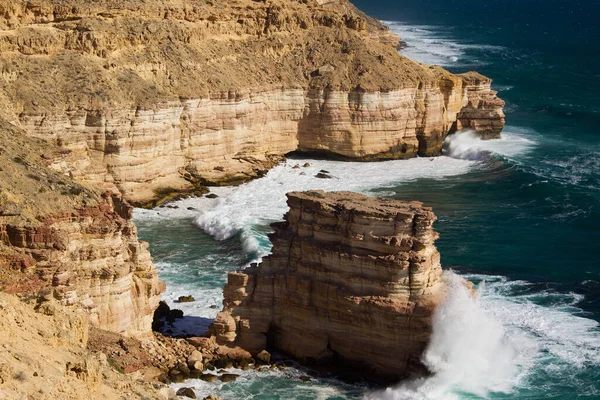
[219,373,240,383]
[199,374,218,382]
[176,387,196,399]
[178,295,195,303]
[315,172,334,179]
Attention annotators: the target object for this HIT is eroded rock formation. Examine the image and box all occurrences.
[0,121,164,337]
[0,0,505,205]
[210,190,445,381]
[0,292,164,399]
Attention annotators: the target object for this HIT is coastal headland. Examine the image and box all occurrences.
[0,0,503,398]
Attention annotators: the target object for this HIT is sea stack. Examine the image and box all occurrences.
[210,190,445,381]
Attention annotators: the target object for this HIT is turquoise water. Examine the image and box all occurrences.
[135,1,600,398]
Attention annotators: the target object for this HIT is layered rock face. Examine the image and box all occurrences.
[0,0,505,205]
[211,191,445,380]
[0,121,164,337]
[453,73,506,138]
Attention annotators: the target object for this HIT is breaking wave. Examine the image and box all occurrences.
[443,129,537,162]
[367,272,600,399]
[383,21,505,67]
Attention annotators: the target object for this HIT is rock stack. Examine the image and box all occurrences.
[210,190,445,381]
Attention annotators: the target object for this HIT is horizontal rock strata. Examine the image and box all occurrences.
[211,190,445,381]
[0,121,164,337]
[0,0,504,205]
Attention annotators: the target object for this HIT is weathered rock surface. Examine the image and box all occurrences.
[0,292,163,399]
[0,0,504,205]
[0,121,164,337]
[211,190,445,381]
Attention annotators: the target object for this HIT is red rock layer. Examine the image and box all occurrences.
[0,192,164,338]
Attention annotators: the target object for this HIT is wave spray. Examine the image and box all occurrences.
[368,272,526,399]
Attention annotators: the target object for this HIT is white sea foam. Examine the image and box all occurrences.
[134,128,537,264]
[537,150,600,191]
[473,274,600,369]
[135,156,477,263]
[493,84,514,92]
[444,129,537,161]
[171,366,363,400]
[382,21,504,67]
[368,272,532,400]
[156,277,223,336]
[193,156,476,263]
[367,273,600,399]
[132,135,600,399]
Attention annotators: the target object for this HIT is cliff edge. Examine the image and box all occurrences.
[0,120,164,338]
[0,0,504,205]
[210,190,445,381]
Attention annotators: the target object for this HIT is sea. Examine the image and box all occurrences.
[133,0,600,398]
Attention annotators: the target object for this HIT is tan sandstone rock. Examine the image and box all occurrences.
[0,0,504,205]
[0,121,164,337]
[210,190,445,381]
[0,292,163,399]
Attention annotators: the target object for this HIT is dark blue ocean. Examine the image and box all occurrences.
[134,1,600,398]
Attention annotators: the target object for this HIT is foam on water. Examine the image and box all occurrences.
[382,21,504,67]
[155,275,223,336]
[367,272,600,400]
[162,269,600,399]
[444,129,537,162]
[538,150,600,192]
[136,156,477,264]
[135,129,537,266]
[368,272,530,400]
[471,274,600,369]
[171,364,365,400]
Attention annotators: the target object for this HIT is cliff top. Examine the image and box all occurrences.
[287,190,433,220]
[0,0,457,115]
[0,120,97,225]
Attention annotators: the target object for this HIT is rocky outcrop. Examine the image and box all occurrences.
[453,72,506,138]
[0,0,505,205]
[0,292,164,399]
[210,190,445,381]
[0,121,164,338]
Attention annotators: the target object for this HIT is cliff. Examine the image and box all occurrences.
[0,292,164,399]
[0,0,505,205]
[210,191,445,381]
[0,120,164,338]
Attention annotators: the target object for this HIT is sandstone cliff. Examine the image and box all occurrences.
[0,292,165,399]
[210,191,445,381]
[0,120,164,338]
[0,0,505,205]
